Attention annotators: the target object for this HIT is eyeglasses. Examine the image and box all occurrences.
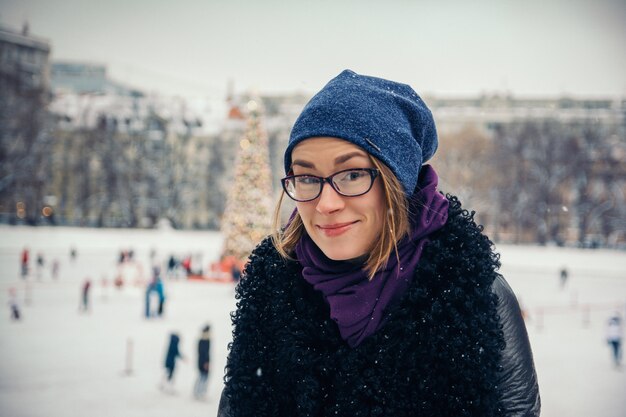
[281,168,380,202]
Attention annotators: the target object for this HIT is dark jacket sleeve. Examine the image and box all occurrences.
[493,275,541,416]
[217,389,231,417]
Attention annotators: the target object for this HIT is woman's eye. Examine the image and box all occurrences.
[342,170,365,181]
[296,176,319,185]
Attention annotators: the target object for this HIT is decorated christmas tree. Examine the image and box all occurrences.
[220,100,274,261]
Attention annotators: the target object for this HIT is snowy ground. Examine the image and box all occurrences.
[0,225,625,417]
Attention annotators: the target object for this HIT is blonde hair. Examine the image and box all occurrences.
[271,155,409,280]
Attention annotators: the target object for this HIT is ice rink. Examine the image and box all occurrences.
[1,225,625,417]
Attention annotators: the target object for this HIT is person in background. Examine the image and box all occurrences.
[20,247,29,278]
[182,255,192,276]
[167,255,178,279]
[194,324,212,400]
[51,259,60,280]
[145,278,154,318]
[155,274,166,317]
[161,332,185,394]
[80,278,91,312]
[8,287,21,320]
[35,252,44,279]
[219,70,540,416]
[606,312,623,368]
[559,266,569,289]
[231,262,242,283]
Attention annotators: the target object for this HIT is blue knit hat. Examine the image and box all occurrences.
[285,69,438,195]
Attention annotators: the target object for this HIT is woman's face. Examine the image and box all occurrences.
[291,137,385,261]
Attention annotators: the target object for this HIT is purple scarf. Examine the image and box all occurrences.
[295,165,449,347]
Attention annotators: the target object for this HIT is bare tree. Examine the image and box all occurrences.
[492,118,626,247]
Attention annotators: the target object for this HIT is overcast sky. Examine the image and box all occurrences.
[1,0,625,99]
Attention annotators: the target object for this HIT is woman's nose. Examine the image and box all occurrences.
[315,182,345,214]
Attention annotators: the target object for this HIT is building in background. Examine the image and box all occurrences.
[0,23,52,225]
[51,61,143,96]
[427,94,625,135]
[0,23,51,92]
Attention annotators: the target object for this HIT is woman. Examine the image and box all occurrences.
[218,70,540,416]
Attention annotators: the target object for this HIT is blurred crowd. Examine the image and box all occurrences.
[8,244,243,401]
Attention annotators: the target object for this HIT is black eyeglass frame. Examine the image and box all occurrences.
[281,168,380,202]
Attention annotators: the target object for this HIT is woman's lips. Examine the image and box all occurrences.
[317,221,358,237]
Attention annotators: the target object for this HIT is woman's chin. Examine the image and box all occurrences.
[320,246,367,262]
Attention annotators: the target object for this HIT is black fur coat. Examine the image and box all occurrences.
[219,196,540,417]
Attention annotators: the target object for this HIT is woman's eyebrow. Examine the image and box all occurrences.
[334,152,368,164]
[292,152,367,169]
[291,159,315,169]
